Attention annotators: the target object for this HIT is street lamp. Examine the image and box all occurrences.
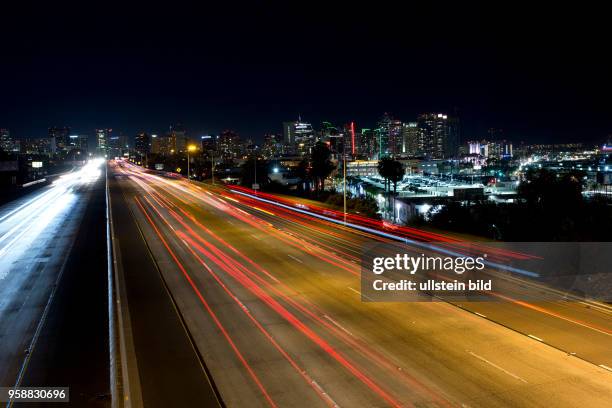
[187,145,197,182]
[342,141,348,224]
[395,201,402,223]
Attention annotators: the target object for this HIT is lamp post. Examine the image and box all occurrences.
[395,201,401,224]
[187,145,196,182]
[211,149,215,185]
[343,152,347,224]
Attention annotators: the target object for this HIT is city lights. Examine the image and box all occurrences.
[1,5,611,408]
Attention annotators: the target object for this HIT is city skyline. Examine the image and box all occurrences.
[1,4,612,407]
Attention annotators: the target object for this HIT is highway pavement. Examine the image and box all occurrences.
[110,160,612,407]
[0,160,110,407]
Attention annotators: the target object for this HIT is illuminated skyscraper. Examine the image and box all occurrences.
[218,130,242,159]
[359,128,377,160]
[169,124,187,153]
[108,133,129,158]
[95,128,111,156]
[135,132,151,155]
[49,126,71,153]
[283,119,315,155]
[0,129,17,153]
[262,133,282,158]
[402,122,421,156]
[375,113,403,157]
[68,134,89,154]
[416,113,459,159]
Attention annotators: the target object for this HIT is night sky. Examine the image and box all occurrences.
[1,3,610,144]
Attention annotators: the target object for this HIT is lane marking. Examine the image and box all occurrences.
[287,254,303,264]
[323,314,354,336]
[475,312,487,318]
[348,286,373,301]
[250,234,261,240]
[311,380,340,408]
[222,195,239,203]
[252,206,275,216]
[599,364,612,372]
[467,351,528,383]
[528,334,543,342]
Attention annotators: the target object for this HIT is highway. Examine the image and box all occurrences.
[110,160,612,407]
[0,159,109,405]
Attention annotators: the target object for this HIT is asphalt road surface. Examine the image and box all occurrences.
[109,160,612,408]
[0,162,110,407]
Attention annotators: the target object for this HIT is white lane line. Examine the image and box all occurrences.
[323,314,354,336]
[467,351,528,383]
[348,286,373,301]
[311,380,340,408]
[287,254,303,264]
[250,234,261,240]
[528,334,543,342]
[475,312,487,318]
[599,364,612,372]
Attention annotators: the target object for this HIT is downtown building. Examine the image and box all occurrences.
[108,133,130,158]
[151,134,171,155]
[149,125,192,156]
[414,113,460,159]
[200,134,217,158]
[401,122,420,156]
[169,123,187,153]
[468,139,513,159]
[283,119,315,156]
[95,128,112,156]
[359,128,377,160]
[67,134,90,155]
[261,133,282,159]
[375,113,403,158]
[49,126,71,156]
[218,129,242,159]
[135,132,151,156]
[0,129,19,153]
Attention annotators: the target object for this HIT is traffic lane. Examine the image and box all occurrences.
[125,181,407,407]
[218,190,612,366]
[130,175,464,404]
[453,299,612,366]
[183,198,612,404]
[0,180,55,208]
[0,185,86,389]
[109,173,222,408]
[157,177,612,348]
[133,177,612,407]
[18,176,109,407]
[184,199,612,407]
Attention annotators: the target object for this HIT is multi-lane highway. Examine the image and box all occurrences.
[109,160,612,407]
[0,159,110,406]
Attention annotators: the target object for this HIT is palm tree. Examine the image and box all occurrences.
[310,142,336,194]
[389,160,405,195]
[378,157,405,217]
[377,157,394,193]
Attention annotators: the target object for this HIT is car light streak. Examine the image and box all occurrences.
[231,189,540,279]
[134,196,278,407]
[177,232,341,408]
[139,193,443,407]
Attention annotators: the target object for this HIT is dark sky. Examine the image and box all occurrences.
[1,2,611,144]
